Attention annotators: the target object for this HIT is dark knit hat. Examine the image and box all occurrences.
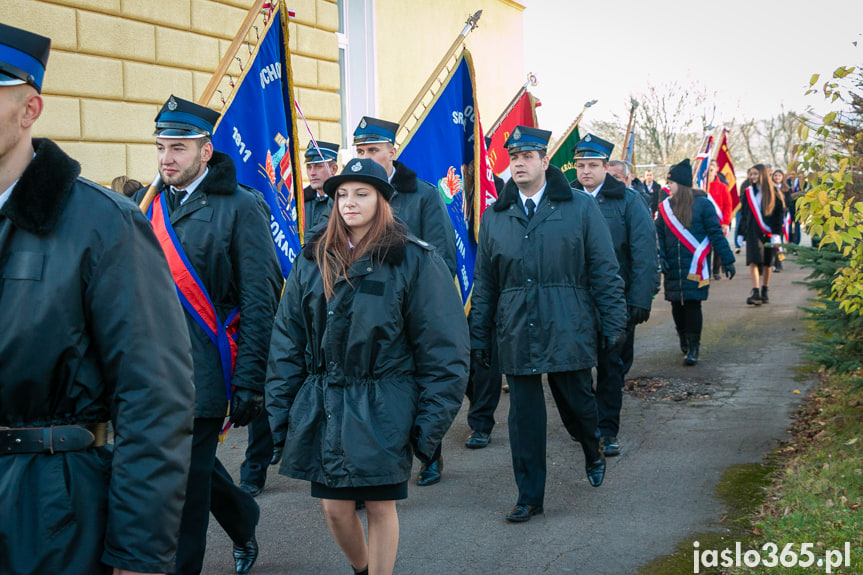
[668,158,693,187]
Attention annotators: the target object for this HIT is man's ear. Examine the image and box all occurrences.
[200,140,214,163]
[20,92,43,129]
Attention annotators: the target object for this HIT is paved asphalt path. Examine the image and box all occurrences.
[203,255,813,575]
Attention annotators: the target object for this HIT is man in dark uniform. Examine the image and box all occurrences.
[352,115,457,486]
[642,169,666,219]
[0,23,195,575]
[572,135,658,457]
[134,96,282,575]
[470,126,627,522]
[302,139,339,233]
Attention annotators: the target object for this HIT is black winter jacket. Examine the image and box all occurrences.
[303,184,332,234]
[133,152,282,417]
[0,139,194,574]
[470,165,627,375]
[390,160,458,277]
[656,192,735,302]
[572,173,658,312]
[266,228,469,487]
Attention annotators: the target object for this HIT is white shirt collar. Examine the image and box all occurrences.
[0,179,18,213]
[172,167,209,205]
[519,181,547,216]
[584,180,603,198]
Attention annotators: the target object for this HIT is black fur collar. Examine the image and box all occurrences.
[194,151,237,195]
[390,161,418,194]
[302,224,408,266]
[494,164,572,212]
[571,172,625,199]
[1,138,81,236]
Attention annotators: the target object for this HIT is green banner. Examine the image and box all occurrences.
[549,126,580,184]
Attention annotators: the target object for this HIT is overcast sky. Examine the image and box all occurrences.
[520,0,862,136]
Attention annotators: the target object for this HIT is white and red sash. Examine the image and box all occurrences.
[705,191,723,221]
[659,198,711,286]
[745,186,772,237]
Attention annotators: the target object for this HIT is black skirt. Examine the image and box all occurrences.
[311,480,408,501]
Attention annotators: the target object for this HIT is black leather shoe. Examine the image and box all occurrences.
[600,436,620,457]
[465,430,491,449]
[270,445,283,465]
[239,481,263,498]
[586,456,606,487]
[505,503,544,522]
[417,457,442,486]
[233,536,258,574]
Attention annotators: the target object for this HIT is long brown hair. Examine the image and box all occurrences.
[752,164,785,215]
[315,188,400,300]
[671,183,695,228]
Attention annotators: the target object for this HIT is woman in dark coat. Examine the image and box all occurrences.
[266,158,469,575]
[737,164,786,304]
[656,159,736,365]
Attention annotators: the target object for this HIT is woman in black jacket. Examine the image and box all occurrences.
[266,158,469,575]
[656,159,735,365]
[737,164,786,304]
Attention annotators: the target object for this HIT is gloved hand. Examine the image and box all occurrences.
[724,262,736,280]
[271,441,285,465]
[230,388,263,427]
[660,258,669,274]
[602,333,625,354]
[736,235,745,248]
[628,306,650,325]
[471,349,491,370]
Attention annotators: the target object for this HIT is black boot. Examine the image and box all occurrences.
[760,285,769,304]
[677,330,689,355]
[746,287,762,305]
[684,335,700,366]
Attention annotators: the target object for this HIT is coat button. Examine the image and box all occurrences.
[526,278,532,283]
[524,235,528,239]
[366,267,372,272]
[532,368,538,373]
[529,322,534,327]
[328,311,333,316]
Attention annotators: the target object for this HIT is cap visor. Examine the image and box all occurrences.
[154,128,208,139]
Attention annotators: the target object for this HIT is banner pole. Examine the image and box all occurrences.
[140,0,267,213]
[620,97,638,161]
[396,10,482,136]
[486,72,538,137]
[547,99,597,158]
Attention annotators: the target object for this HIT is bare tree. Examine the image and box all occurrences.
[730,109,803,170]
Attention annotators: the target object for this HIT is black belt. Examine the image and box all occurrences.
[0,423,108,455]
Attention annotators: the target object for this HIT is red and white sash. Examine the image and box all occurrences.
[659,198,711,286]
[705,191,723,220]
[745,186,772,237]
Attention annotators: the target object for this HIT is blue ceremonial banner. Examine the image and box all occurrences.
[212,3,302,279]
[398,51,483,307]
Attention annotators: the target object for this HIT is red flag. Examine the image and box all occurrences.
[714,129,738,213]
[487,91,538,178]
[474,117,498,240]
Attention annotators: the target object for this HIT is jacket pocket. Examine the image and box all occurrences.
[2,252,45,280]
[39,456,75,538]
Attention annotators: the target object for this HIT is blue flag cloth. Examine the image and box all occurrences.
[212,6,302,279]
[398,52,481,307]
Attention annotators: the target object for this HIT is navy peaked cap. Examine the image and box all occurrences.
[305,140,340,163]
[0,23,51,92]
[154,95,220,138]
[505,126,551,152]
[353,116,399,145]
[572,133,614,160]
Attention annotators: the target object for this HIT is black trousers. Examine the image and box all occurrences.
[465,329,502,434]
[596,324,635,437]
[508,370,600,506]
[671,300,703,339]
[173,418,260,575]
[240,407,273,488]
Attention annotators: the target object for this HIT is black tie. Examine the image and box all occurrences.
[170,187,184,212]
[525,198,535,219]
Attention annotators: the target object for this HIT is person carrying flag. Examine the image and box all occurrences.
[302,140,339,233]
[706,160,733,280]
[352,115,457,486]
[571,134,657,457]
[0,23,194,575]
[134,95,282,575]
[470,126,627,522]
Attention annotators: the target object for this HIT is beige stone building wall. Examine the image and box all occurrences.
[6,0,340,185]
[375,0,525,134]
